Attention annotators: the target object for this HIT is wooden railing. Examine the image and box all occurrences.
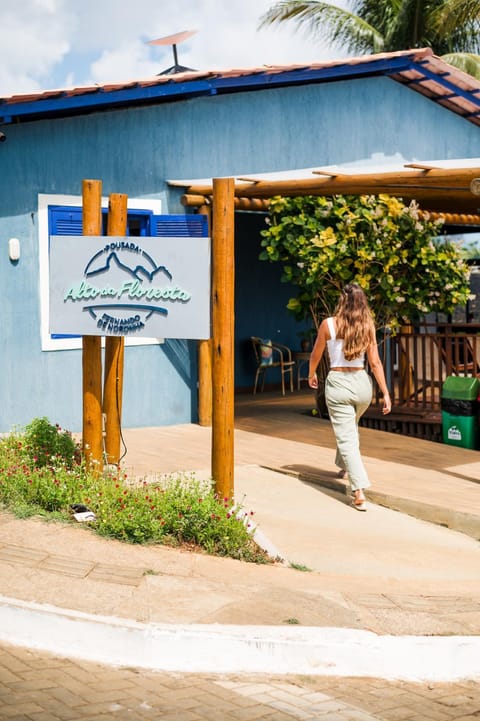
[373,323,480,411]
[357,323,480,441]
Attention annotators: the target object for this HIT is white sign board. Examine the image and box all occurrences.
[49,235,211,339]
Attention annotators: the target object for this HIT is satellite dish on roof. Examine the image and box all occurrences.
[147,30,198,75]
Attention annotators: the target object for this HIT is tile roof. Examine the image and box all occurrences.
[0,48,479,126]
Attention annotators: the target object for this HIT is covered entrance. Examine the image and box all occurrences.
[170,160,480,461]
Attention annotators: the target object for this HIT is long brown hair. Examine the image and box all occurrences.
[334,284,376,360]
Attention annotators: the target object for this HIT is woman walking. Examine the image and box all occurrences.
[308,284,391,511]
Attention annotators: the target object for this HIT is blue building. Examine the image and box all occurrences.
[0,47,479,433]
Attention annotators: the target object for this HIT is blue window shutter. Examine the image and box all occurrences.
[49,206,83,235]
[150,214,208,237]
[48,207,83,339]
[48,209,208,238]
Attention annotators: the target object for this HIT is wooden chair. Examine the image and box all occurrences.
[251,337,295,395]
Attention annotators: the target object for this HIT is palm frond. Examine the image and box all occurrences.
[440,51,480,79]
[258,1,385,54]
[434,0,480,28]
[430,0,480,52]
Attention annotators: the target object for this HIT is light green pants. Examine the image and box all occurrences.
[325,370,373,491]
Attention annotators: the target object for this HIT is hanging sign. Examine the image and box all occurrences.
[49,235,211,339]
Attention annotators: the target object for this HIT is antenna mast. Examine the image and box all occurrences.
[146,30,197,75]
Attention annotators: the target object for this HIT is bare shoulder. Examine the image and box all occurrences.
[319,318,331,340]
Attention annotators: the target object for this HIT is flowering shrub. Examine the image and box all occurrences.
[0,420,270,563]
[260,194,471,330]
[22,417,79,469]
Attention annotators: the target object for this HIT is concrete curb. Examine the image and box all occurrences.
[0,596,479,682]
[368,490,480,540]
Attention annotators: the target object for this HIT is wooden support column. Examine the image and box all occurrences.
[103,193,127,467]
[82,179,103,472]
[198,203,213,427]
[399,323,414,402]
[211,178,235,499]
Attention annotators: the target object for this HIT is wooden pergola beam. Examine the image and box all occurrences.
[178,167,480,215]
[182,193,480,224]
[186,167,480,195]
[428,212,480,225]
[182,194,270,211]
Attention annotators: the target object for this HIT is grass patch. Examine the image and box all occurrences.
[289,561,313,572]
[0,418,271,564]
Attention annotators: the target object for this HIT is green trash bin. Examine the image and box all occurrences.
[441,376,480,450]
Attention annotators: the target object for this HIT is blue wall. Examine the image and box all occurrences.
[0,76,478,432]
[235,211,305,390]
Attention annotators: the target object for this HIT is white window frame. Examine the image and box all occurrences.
[38,193,164,351]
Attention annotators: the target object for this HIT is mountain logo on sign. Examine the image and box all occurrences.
[85,248,173,282]
[63,242,192,335]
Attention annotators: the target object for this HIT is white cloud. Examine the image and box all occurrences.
[0,0,73,93]
[89,41,160,84]
[0,0,348,95]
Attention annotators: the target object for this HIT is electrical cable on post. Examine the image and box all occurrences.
[117,347,128,463]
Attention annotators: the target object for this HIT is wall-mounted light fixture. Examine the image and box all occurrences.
[8,238,20,261]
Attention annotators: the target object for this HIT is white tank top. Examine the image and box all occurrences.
[326,317,365,368]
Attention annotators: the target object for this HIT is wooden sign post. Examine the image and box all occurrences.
[82,179,103,471]
[211,178,235,499]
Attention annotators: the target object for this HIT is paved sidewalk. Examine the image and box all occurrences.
[1,642,480,721]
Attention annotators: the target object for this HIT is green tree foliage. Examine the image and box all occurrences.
[258,0,480,78]
[260,194,470,329]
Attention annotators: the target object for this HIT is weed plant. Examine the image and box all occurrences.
[0,418,270,564]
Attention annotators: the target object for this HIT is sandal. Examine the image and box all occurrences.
[352,499,367,512]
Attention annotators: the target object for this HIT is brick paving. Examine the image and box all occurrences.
[0,542,146,587]
[1,643,479,721]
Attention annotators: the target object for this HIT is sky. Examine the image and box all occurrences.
[0,0,349,97]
